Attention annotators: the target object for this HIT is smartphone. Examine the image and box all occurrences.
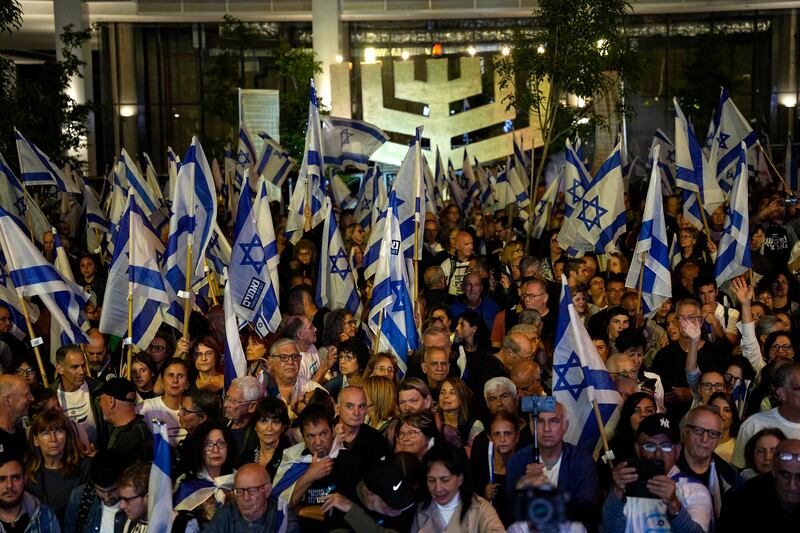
[642,378,657,391]
[624,458,665,499]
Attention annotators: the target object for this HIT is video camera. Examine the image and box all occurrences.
[512,485,568,533]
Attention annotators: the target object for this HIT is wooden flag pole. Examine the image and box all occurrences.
[373,310,384,355]
[182,240,194,339]
[303,175,312,232]
[693,191,714,243]
[79,345,92,378]
[634,252,646,325]
[205,260,219,306]
[18,296,48,387]
[592,399,614,468]
[758,143,791,190]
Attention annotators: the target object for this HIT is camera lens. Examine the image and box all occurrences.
[528,497,555,524]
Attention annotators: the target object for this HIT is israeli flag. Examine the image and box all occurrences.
[570,140,627,254]
[223,278,248,390]
[236,124,258,191]
[674,98,725,229]
[0,207,90,345]
[204,223,231,284]
[446,158,467,211]
[552,275,621,455]
[513,132,531,188]
[785,133,799,194]
[317,197,362,316]
[362,184,389,281]
[434,147,449,204]
[0,255,40,341]
[322,117,388,170]
[354,165,385,229]
[474,156,494,212]
[707,88,758,193]
[368,190,419,374]
[14,129,81,193]
[99,195,168,350]
[395,126,426,260]
[0,153,49,243]
[143,153,167,209]
[286,79,326,244]
[330,173,357,210]
[530,169,562,240]
[493,168,516,212]
[648,129,676,196]
[626,145,672,318]
[252,175,282,337]
[506,156,530,209]
[165,146,180,208]
[461,148,480,212]
[117,149,160,215]
[163,137,218,329]
[715,142,752,285]
[256,132,293,188]
[148,420,174,531]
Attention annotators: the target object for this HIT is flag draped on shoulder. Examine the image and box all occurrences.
[626,145,672,318]
[286,79,326,244]
[317,197,362,316]
[322,116,388,170]
[164,137,218,328]
[368,190,419,375]
[552,275,621,455]
[674,98,725,229]
[714,142,752,285]
[0,207,89,345]
[148,420,174,532]
[707,88,758,193]
[14,129,81,193]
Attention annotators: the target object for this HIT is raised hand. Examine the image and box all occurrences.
[679,315,702,342]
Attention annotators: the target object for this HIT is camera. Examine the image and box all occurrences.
[521,395,556,415]
[512,486,568,533]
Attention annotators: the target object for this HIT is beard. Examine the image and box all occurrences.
[0,491,23,509]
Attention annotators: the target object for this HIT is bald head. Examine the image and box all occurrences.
[510,359,542,397]
[0,375,32,420]
[0,375,27,396]
[234,463,272,521]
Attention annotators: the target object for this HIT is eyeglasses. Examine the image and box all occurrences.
[770,343,793,352]
[15,368,34,377]
[148,344,167,352]
[233,483,267,497]
[194,350,215,359]
[179,406,202,416]
[522,293,545,300]
[397,429,423,439]
[37,429,66,439]
[699,382,725,392]
[685,424,722,440]
[724,374,742,386]
[270,353,302,363]
[119,492,147,504]
[339,354,357,362]
[375,366,394,374]
[203,440,228,451]
[223,396,253,406]
[778,452,800,462]
[640,442,675,453]
[611,369,637,379]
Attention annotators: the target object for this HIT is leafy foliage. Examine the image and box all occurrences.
[274,42,323,162]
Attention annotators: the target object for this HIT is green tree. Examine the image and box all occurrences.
[274,42,322,162]
[494,0,641,244]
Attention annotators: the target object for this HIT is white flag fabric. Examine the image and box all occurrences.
[148,420,175,532]
[714,142,752,285]
[256,132,293,188]
[394,126,426,261]
[0,258,40,341]
[229,180,270,323]
[0,152,49,243]
[322,116,388,170]
[236,125,258,192]
[223,279,248,389]
[117,149,160,216]
[15,129,81,193]
[626,145,672,318]
[317,198,363,316]
[252,176,282,336]
[707,88,758,193]
[330,173,357,210]
[354,165,384,229]
[530,170,562,240]
[648,129,676,196]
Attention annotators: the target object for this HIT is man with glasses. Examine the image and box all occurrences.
[64,450,127,532]
[117,461,150,532]
[204,463,278,531]
[603,413,713,532]
[266,339,322,417]
[421,347,451,403]
[515,278,556,339]
[616,329,665,411]
[720,438,800,529]
[0,374,33,461]
[734,361,800,468]
[223,375,264,456]
[677,406,741,517]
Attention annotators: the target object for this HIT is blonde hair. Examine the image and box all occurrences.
[362,375,398,429]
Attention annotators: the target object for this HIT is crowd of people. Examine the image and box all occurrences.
[2,180,800,533]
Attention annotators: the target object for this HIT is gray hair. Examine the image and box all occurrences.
[231,376,265,402]
[756,315,783,340]
[776,361,800,390]
[484,377,517,402]
[502,333,524,354]
[270,338,299,357]
[512,319,542,335]
[424,266,445,288]
[519,256,541,277]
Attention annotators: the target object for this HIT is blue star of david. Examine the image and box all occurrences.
[329,248,351,280]
[46,186,59,202]
[155,249,165,266]
[567,179,584,204]
[209,232,220,251]
[0,268,7,286]
[717,132,730,150]
[578,195,607,231]
[552,352,587,401]
[360,198,372,212]
[239,234,265,274]
[667,150,676,164]
[13,196,26,216]
[236,150,250,167]
[536,199,547,217]
[340,128,353,145]
[390,280,406,312]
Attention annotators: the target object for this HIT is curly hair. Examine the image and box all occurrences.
[184,420,237,477]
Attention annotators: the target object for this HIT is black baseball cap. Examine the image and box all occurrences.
[99,377,136,402]
[363,461,415,511]
[637,413,679,443]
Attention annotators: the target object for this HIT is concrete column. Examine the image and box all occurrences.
[771,10,798,141]
[113,23,139,157]
[312,0,342,109]
[53,0,96,174]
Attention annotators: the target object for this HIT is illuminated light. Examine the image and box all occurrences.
[467,46,477,57]
[578,117,590,125]
[501,46,511,57]
[781,94,797,108]
[576,97,586,108]
[335,54,344,63]
[432,43,443,57]
[173,113,180,118]
[401,50,410,61]
[364,47,377,64]
[597,38,609,56]
[119,105,136,117]
[536,44,545,55]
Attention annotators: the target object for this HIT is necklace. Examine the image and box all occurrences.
[0,506,22,527]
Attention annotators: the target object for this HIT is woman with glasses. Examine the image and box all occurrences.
[470,410,520,526]
[13,356,42,386]
[131,353,158,401]
[365,352,398,386]
[173,421,237,532]
[190,335,224,394]
[321,308,359,347]
[145,330,174,372]
[243,397,290,479]
[769,271,798,315]
[24,410,91,524]
[437,377,484,452]
[324,337,370,401]
[763,331,796,363]
[394,412,439,460]
[707,392,740,463]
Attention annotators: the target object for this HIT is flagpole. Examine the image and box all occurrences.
[634,251,646,326]
[127,204,134,381]
[17,296,48,387]
[206,266,219,307]
[373,310,384,355]
[592,399,614,467]
[304,175,312,232]
[693,191,713,243]
[79,344,92,378]
[758,143,791,190]
[182,238,193,340]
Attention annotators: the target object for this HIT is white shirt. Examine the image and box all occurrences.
[137,396,185,446]
[713,302,740,339]
[733,407,800,468]
[99,502,121,533]
[58,382,97,444]
[299,346,320,381]
[434,493,461,526]
[543,454,562,487]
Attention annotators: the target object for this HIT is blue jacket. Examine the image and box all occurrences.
[64,483,126,533]
[449,297,500,333]
[1,492,61,533]
[505,441,599,509]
